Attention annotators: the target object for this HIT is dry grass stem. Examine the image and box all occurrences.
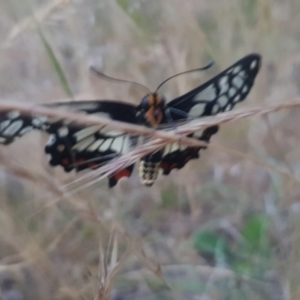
[0,99,300,147]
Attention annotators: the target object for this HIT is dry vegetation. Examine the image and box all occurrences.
[0,0,300,299]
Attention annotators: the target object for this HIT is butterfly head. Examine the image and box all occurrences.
[139,93,166,127]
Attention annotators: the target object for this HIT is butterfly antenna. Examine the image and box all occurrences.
[90,66,152,95]
[154,61,215,93]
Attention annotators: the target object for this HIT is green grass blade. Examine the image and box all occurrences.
[38,29,73,98]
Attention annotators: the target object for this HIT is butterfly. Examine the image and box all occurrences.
[0,54,261,188]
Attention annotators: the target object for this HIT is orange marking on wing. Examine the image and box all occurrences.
[88,162,99,169]
[160,162,177,172]
[115,169,131,181]
[62,158,70,166]
[76,158,85,164]
[170,163,177,170]
[160,162,168,171]
[72,158,86,167]
[184,156,192,163]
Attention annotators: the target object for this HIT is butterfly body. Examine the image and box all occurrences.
[136,93,167,186]
[0,54,261,188]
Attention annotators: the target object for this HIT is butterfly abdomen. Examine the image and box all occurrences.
[138,160,160,186]
[139,150,164,186]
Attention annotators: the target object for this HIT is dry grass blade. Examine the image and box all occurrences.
[1,99,300,146]
[96,230,132,300]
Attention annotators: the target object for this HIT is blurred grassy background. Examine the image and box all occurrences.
[0,0,300,299]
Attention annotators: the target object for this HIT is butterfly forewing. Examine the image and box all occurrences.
[0,101,138,184]
[166,54,261,120]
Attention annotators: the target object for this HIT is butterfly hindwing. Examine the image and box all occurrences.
[166,54,261,121]
[45,124,136,172]
[108,164,135,188]
[160,126,219,175]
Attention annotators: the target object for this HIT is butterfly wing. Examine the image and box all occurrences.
[161,54,261,175]
[166,54,261,120]
[0,101,138,186]
[0,101,136,142]
[160,126,219,175]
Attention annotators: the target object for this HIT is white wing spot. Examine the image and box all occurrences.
[189,103,206,117]
[73,136,96,151]
[99,138,113,152]
[94,112,111,119]
[233,76,244,89]
[218,95,228,107]
[58,126,69,137]
[212,104,219,114]
[194,130,204,138]
[121,136,130,154]
[111,136,126,153]
[0,120,10,131]
[32,117,48,127]
[234,95,241,103]
[87,139,104,152]
[0,137,6,143]
[163,144,171,156]
[239,70,246,78]
[19,126,33,135]
[233,65,242,74]
[100,126,122,135]
[106,130,123,137]
[64,102,100,111]
[3,120,23,136]
[179,144,187,151]
[228,87,236,97]
[74,125,102,142]
[250,60,257,70]
[219,76,229,94]
[242,85,249,94]
[47,135,56,146]
[7,111,20,119]
[193,85,216,102]
[57,144,65,152]
[225,104,232,111]
[170,143,179,153]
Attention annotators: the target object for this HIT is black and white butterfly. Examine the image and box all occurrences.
[0,54,261,187]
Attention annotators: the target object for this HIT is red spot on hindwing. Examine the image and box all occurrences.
[88,162,99,169]
[108,166,134,188]
[115,169,131,181]
[160,162,177,174]
[62,158,70,166]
